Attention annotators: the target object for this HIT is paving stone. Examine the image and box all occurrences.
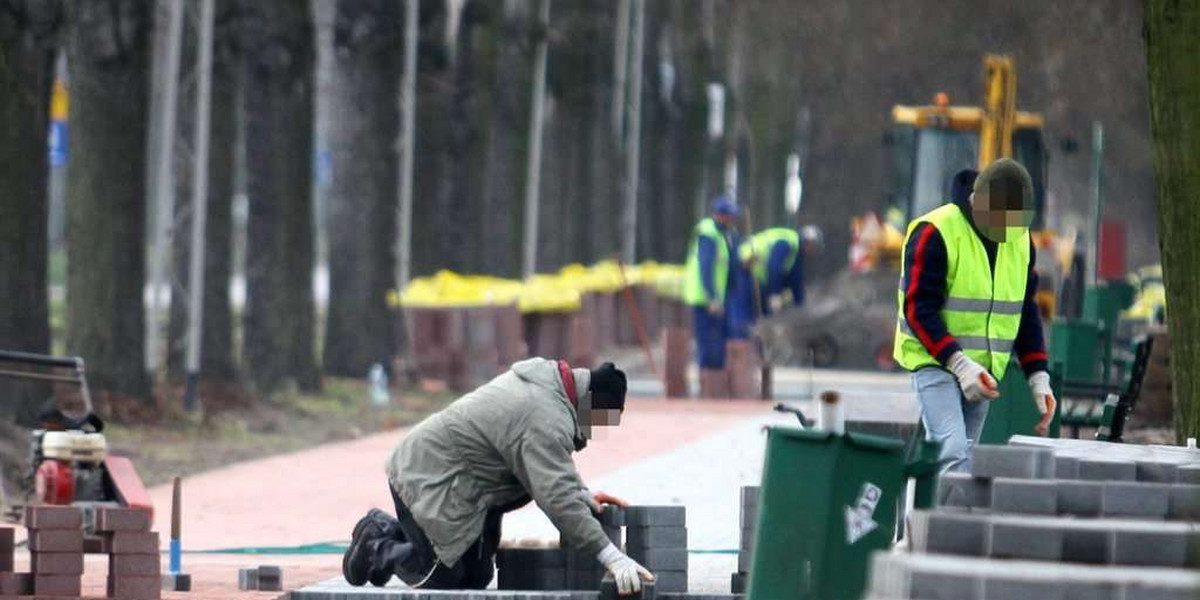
[0,572,32,596]
[740,487,759,509]
[599,505,626,528]
[1177,464,1200,485]
[1079,458,1138,482]
[109,553,161,576]
[729,572,746,595]
[26,528,84,553]
[601,575,656,600]
[1055,456,1081,479]
[910,569,979,600]
[1062,580,1123,600]
[1138,462,1180,483]
[96,507,154,532]
[1111,529,1189,567]
[30,551,84,575]
[1058,481,1105,517]
[1061,528,1113,564]
[736,550,751,573]
[738,527,754,552]
[626,507,686,528]
[258,564,283,591]
[653,571,687,593]
[982,577,1065,600]
[603,524,622,546]
[914,511,987,556]
[162,572,192,591]
[109,574,162,599]
[497,548,568,569]
[627,527,687,549]
[738,508,757,532]
[0,527,11,572]
[972,445,1055,479]
[1168,484,1200,520]
[937,472,992,508]
[24,505,83,530]
[987,521,1062,560]
[1102,482,1170,518]
[628,547,688,571]
[991,478,1058,515]
[106,531,161,555]
[34,573,82,596]
[239,567,259,590]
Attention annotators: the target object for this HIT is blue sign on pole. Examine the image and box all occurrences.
[48,120,68,168]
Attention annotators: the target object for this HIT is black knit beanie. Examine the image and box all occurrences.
[588,362,627,411]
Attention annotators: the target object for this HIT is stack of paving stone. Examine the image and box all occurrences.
[239,565,284,591]
[865,442,1200,600]
[0,525,30,596]
[28,505,86,597]
[97,507,162,599]
[729,487,757,595]
[624,507,687,593]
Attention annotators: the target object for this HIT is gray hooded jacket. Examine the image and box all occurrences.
[386,358,610,567]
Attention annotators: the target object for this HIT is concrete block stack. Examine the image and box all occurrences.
[28,505,85,597]
[867,439,1200,600]
[497,548,569,591]
[624,506,687,593]
[97,507,161,599]
[723,341,760,400]
[729,487,757,595]
[1,525,32,596]
[237,565,282,591]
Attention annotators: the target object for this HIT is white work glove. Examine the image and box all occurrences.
[768,295,785,313]
[707,300,723,317]
[1028,371,1057,436]
[598,543,654,595]
[947,351,999,402]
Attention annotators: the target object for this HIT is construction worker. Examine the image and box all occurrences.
[893,159,1056,473]
[342,359,654,595]
[682,198,741,396]
[738,227,806,316]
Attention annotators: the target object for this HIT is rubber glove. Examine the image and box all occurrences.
[1028,371,1057,436]
[947,351,999,402]
[598,544,654,595]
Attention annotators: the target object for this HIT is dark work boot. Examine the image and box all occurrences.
[343,509,389,586]
[373,539,418,586]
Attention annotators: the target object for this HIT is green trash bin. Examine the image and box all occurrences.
[747,427,909,600]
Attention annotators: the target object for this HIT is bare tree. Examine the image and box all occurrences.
[239,0,320,392]
[1145,0,1200,438]
[0,0,59,424]
[64,0,151,401]
[322,0,400,377]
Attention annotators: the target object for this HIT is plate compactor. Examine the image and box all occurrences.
[1,350,153,549]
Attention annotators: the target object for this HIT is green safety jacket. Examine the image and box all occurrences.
[738,228,800,284]
[683,218,730,306]
[893,203,1030,380]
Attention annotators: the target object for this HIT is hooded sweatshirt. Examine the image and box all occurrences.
[899,187,1048,376]
[386,358,610,567]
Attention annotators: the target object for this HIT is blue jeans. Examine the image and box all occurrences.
[693,306,728,368]
[912,367,990,474]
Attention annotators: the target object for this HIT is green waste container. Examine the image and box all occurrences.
[747,427,909,600]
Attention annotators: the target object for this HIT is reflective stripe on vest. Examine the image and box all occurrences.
[738,228,800,284]
[683,218,730,306]
[892,203,1030,380]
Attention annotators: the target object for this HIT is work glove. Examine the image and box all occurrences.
[768,295,785,314]
[707,300,723,317]
[947,351,999,402]
[1028,371,1057,436]
[598,544,654,596]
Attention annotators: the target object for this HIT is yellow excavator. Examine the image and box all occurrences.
[762,55,1074,369]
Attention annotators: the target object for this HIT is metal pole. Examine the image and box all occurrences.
[612,0,630,143]
[1088,120,1104,287]
[620,0,645,265]
[522,0,551,279]
[145,0,186,376]
[183,0,215,413]
[397,0,419,289]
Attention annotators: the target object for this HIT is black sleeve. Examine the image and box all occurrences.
[1013,239,1049,377]
[901,223,961,365]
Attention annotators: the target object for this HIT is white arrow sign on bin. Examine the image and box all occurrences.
[845,482,883,544]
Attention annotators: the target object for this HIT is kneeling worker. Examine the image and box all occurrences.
[342,358,654,595]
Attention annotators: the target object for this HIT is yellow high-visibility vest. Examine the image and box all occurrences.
[893,203,1030,380]
[738,228,800,285]
[683,218,730,306]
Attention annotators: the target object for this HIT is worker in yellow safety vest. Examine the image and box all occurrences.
[683,197,741,398]
[893,159,1056,473]
[738,227,805,316]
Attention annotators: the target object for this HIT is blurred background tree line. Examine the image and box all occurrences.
[0,0,1159,418]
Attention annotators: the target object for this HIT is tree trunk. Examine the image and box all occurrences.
[166,0,238,384]
[1144,0,1200,440]
[240,0,320,393]
[64,0,151,401]
[322,0,400,378]
[0,0,59,424]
